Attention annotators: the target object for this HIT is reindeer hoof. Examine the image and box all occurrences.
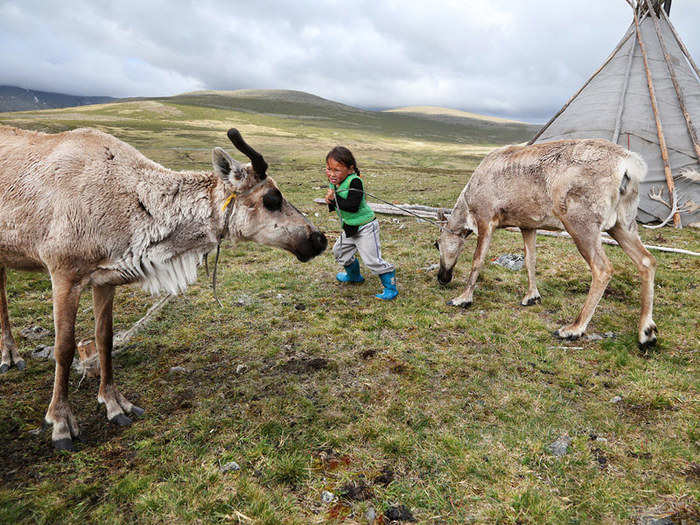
[15,360,26,371]
[52,438,74,451]
[0,363,9,374]
[109,414,133,426]
[553,329,581,341]
[130,405,145,418]
[447,299,472,308]
[638,324,658,350]
[638,339,657,351]
[521,296,541,307]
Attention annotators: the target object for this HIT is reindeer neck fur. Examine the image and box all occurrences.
[452,187,478,234]
[98,166,233,296]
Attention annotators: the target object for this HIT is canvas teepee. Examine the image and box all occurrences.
[530,0,699,227]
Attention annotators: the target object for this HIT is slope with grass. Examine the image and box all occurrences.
[0,95,697,524]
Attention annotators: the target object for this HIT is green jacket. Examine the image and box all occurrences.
[331,173,375,226]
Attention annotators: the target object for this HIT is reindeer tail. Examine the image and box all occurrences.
[619,151,647,195]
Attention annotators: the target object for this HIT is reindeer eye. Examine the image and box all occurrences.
[262,188,283,212]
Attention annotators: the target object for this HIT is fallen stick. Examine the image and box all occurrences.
[314,199,700,256]
[74,293,174,375]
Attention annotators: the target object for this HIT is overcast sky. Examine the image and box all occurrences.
[1,0,698,122]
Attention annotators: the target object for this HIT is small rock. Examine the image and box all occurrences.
[604,332,616,338]
[610,395,622,403]
[421,263,440,272]
[20,326,52,340]
[384,504,416,522]
[596,437,608,443]
[236,294,254,306]
[365,507,376,524]
[294,303,306,311]
[586,333,603,341]
[321,490,335,503]
[276,293,284,300]
[491,253,524,271]
[548,435,571,457]
[637,516,674,525]
[31,345,54,360]
[219,461,240,473]
[169,366,187,374]
[235,364,248,374]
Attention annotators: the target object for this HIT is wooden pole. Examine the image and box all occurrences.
[612,32,637,143]
[527,28,634,145]
[644,0,700,162]
[631,6,681,227]
[659,7,700,80]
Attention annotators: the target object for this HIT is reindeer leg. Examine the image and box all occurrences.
[0,266,22,373]
[554,224,613,340]
[44,273,83,451]
[447,221,495,308]
[93,285,144,425]
[520,228,541,306]
[608,223,657,349]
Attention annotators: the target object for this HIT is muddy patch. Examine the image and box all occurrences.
[279,357,331,374]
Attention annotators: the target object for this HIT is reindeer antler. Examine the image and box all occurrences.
[643,186,678,229]
[648,185,671,209]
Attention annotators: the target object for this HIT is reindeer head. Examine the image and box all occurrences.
[212,129,327,262]
[435,206,473,285]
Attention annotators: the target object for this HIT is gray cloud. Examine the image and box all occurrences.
[1,0,698,122]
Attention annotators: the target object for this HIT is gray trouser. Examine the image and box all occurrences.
[333,219,395,275]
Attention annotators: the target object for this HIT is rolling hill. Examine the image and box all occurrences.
[144,89,539,145]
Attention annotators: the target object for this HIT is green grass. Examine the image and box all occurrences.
[0,99,698,524]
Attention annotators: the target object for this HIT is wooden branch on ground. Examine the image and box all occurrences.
[314,199,699,256]
[74,293,175,375]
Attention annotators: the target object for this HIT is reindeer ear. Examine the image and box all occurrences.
[437,209,446,222]
[212,148,244,182]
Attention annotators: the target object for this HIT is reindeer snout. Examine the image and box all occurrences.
[311,231,327,254]
[437,266,453,285]
[295,231,327,262]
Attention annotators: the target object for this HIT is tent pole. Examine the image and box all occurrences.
[527,28,634,145]
[659,7,700,80]
[612,32,636,143]
[632,4,681,227]
[644,0,700,162]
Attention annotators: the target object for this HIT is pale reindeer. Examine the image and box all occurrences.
[436,138,657,349]
[0,126,327,450]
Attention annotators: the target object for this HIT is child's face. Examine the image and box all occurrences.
[326,157,354,185]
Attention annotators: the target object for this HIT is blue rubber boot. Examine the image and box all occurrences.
[375,270,398,300]
[336,259,364,283]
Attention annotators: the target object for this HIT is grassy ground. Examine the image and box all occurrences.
[0,101,698,524]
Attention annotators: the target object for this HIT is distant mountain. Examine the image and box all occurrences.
[384,105,528,125]
[0,85,116,112]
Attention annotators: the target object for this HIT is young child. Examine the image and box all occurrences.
[324,146,397,300]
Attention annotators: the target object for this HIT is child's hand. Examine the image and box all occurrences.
[324,188,335,204]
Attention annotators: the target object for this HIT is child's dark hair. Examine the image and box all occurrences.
[326,146,361,176]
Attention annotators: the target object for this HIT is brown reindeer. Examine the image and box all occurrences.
[0,126,327,450]
[436,138,657,349]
